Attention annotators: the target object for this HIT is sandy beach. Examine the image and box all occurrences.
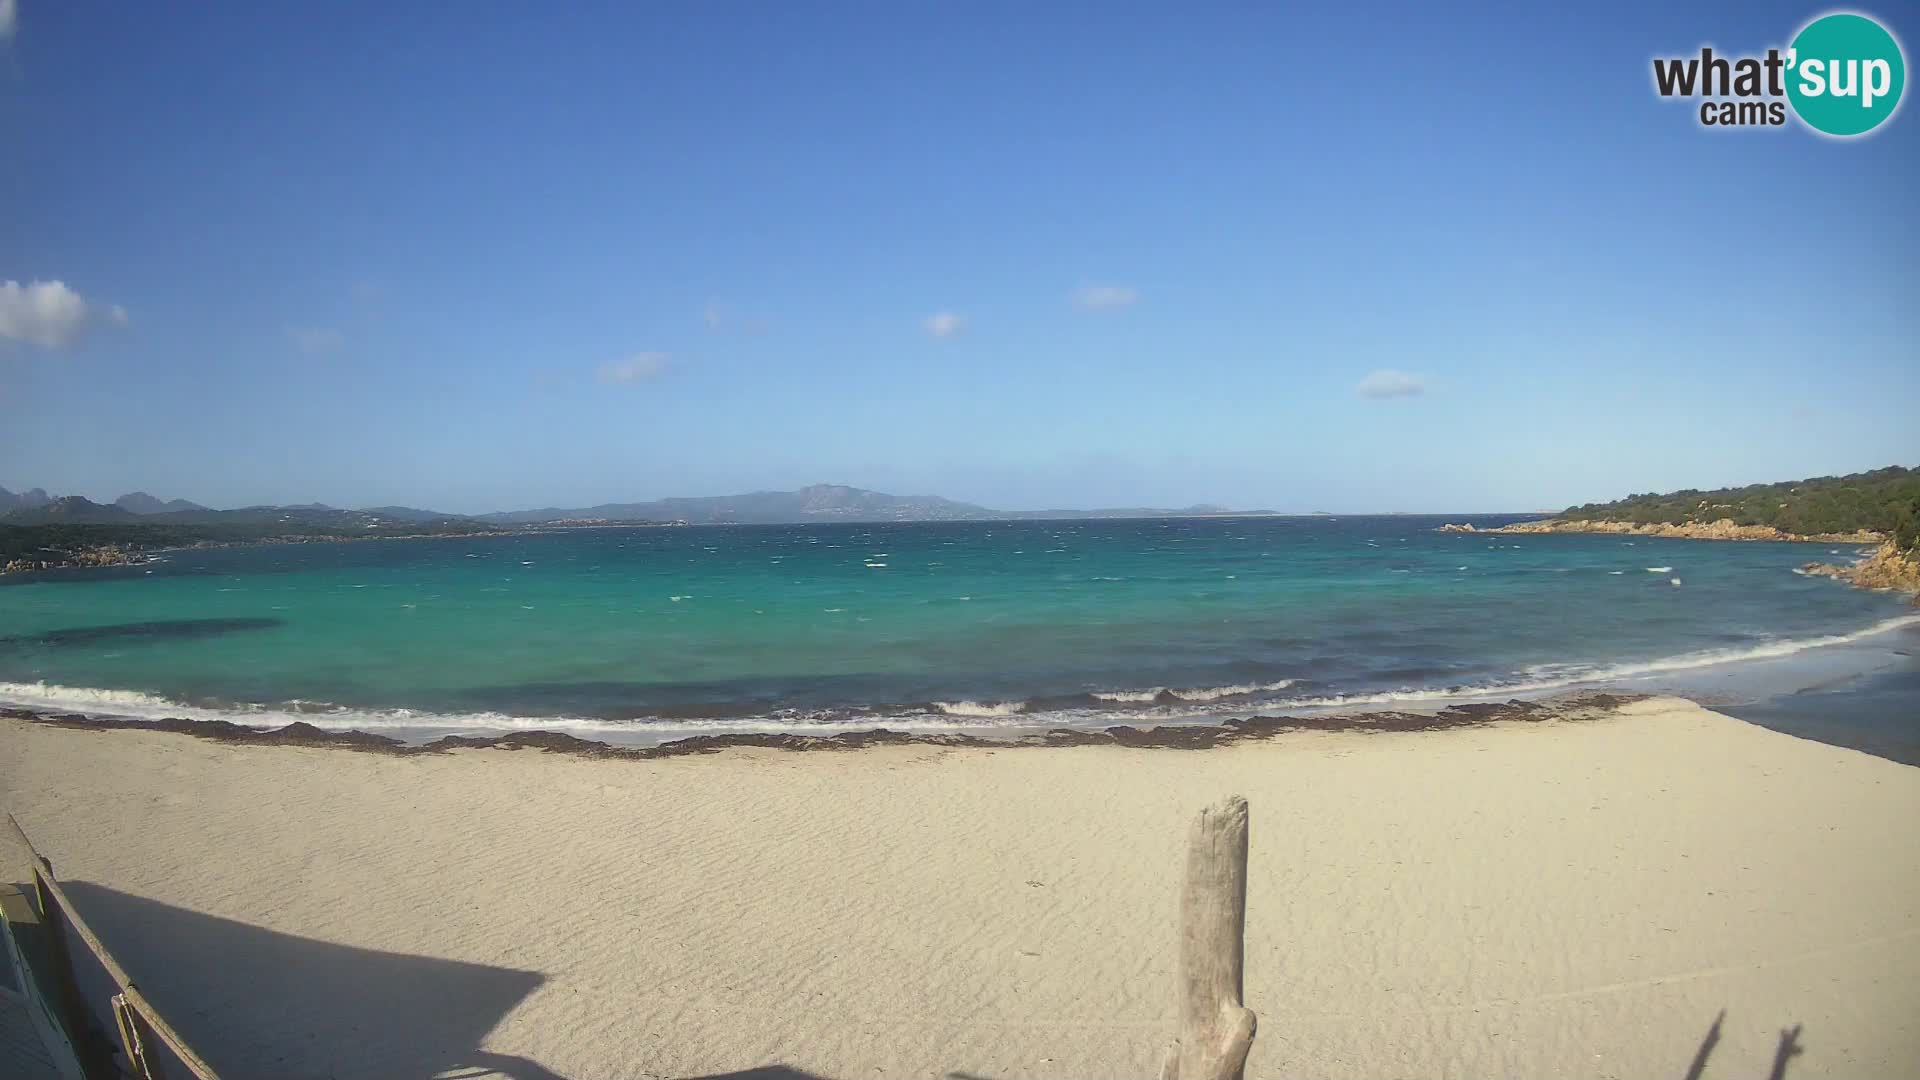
[3,697,1917,1079]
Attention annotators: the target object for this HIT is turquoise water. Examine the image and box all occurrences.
[0,516,1911,740]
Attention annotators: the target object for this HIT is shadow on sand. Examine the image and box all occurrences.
[58,882,565,1080]
[1683,1008,1805,1080]
[53,883,980,1080]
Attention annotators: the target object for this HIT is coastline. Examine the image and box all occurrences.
[0,521,694,577]
[4,695,1915,1078]
[1439,519,1919,603]
[0,692,1643,760]
[1438,517,1883,544]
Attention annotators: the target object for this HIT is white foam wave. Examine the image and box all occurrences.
[1169,679,1299,702]
[932,699,1027,717]
[5,615,1916,743]
[1645,566,1672,573]
[1091,687,1166,702]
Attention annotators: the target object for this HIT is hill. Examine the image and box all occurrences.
[115,491,210,514]
[481,484,1261,525]
[0,496,139,524]
[482,484,1004,525]
[1563,466,1919,550]
[0,486,53,513]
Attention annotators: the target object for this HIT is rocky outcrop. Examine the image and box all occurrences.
[1440,518,1882,544]
[1801,543,1920,602]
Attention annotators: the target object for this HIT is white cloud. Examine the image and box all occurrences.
[925,311,966,338]
[0,279,121,348]
[597,352,671,384]
[1356,369,1427,399]
[1072,284,1140,311]
[287,326,345,354]
[703,299,725,330]
[0,0,16,41]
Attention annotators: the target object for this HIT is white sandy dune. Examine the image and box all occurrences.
[2,697,1917,1079]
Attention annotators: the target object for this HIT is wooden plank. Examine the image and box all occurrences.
[1161,795,1257,1080]
[6,815,222,1080]
[27,871,113,1080]
[1,886,88,1080]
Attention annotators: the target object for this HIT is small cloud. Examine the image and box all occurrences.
[925,311,966,338]
[1356,369,1426,399]
[597,352,671,384]
[287,326,345,354]
[702,298,770,335]
[1072,284,1139,311]
[0,279,120,349]
[0,0,16,41]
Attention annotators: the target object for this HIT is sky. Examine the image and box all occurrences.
[1,1,1915,515]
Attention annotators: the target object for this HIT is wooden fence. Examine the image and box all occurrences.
[3,813,221,1080]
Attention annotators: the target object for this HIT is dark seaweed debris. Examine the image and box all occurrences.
[3,693,1650,761]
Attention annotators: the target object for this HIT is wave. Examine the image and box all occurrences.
[1170,679,1299,702]
[931,699,1027,717]
[5,614,1917,744]
[1090,679,1296,704]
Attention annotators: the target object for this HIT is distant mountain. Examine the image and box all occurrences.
[141,505,484,532]
[482,483,1001,525]
[2,496,138,524]
[115,491,210,515]
[357,505,470,523]
[0,486,53,514]
[480,484,1264,525]
[4,481,1265,529]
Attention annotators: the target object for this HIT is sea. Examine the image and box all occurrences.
[2,516,1915,758]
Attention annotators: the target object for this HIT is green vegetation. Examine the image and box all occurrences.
[1565,466,1920,548]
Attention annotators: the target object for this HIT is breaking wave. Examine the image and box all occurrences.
[4,613,1916,745]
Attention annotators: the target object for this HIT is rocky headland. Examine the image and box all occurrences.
[1799,542,1920,601]
[1439,518,1883,543]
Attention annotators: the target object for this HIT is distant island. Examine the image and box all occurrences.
[0,483,1273,574]
[1440,466,1920,597]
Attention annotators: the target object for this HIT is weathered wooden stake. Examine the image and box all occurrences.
[1162,795,1256,1080]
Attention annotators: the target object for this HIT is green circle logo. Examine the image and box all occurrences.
[1787,13,1906,136]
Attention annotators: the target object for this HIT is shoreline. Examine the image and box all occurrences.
[1438,517,1883,543]
[6,607,1916,748]
[0,521,702,577]
[1,693,1643,759]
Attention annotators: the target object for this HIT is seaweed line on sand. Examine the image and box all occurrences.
[2,693,1651,761]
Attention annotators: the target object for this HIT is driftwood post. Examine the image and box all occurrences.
[1162,795,1256,1080]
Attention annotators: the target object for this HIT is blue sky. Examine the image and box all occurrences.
[1,2,1915,514]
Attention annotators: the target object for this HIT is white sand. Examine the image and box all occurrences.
[2,697,1917,1079]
